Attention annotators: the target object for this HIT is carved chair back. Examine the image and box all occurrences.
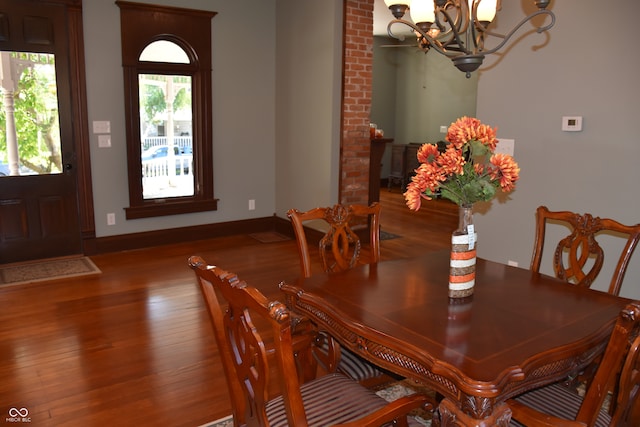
[530,206,640,296]
[580,302,640,425]
[610,333,640,426]
[189,255,430,427]
[287,203,381,278]
[509,301,640,427]
[189,255,312,426]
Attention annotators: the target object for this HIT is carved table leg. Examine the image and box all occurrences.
[434,398,512,427]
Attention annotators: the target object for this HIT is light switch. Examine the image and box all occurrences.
[495,138,515,156]
[93,120,111,134]
[98,135,111,148]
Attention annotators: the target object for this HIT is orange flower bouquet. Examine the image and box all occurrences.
[404,116,520,210]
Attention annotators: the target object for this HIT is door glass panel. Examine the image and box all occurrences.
[0,51,61,176]
[139,73,193,199]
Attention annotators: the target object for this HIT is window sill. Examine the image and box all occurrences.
[125,198,218,220]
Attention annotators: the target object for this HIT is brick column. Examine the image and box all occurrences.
[341,0,373,205]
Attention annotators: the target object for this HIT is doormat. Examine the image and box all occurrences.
[248,231,291,243]
[0,256,101,287]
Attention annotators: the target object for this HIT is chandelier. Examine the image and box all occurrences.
[383,0,555,77]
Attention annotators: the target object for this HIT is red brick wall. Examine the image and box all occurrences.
[341,0,374,204]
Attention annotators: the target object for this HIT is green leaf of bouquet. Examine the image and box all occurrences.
[469,139,490,158]
[440,188,463,206]
[478,179,497,201]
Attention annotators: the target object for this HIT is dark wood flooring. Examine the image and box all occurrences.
[0,190,457,427]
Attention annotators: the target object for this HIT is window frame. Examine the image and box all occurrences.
[116,1,217,219]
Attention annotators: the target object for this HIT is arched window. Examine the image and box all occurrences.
[117,1,217,219]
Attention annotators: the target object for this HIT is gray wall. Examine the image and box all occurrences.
[475,1,640,299]
[372,36,477,177]
[85,0,277,237]
[274,0,343,216]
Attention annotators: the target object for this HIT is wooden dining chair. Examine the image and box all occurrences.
[287,203,381,278]
[286,203,390,387]
[507,301,640,427]
[531,206,640,296]
[188,255,432,427]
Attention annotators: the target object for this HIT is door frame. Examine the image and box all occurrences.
[0,0,95,258]
[62,0,95,249]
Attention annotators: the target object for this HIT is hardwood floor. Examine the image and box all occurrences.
[0,190,457,427]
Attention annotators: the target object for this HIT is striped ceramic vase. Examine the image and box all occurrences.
[449,204,477,298]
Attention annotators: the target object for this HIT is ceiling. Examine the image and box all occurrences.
[373,0,414,38]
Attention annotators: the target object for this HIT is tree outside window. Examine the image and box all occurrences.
[0,51,61,176]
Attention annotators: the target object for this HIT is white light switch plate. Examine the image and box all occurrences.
[98,134,111,148]
[495,138,515,156]
[93,120,111,134]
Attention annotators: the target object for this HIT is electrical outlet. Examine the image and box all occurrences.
[440,125,448,133]
[107,213,116,226]
[248,199,255,211]
[507,260,519,267]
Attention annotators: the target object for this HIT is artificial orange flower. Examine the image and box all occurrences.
[417,143,440,164]
[446,116,498,151]
[490,153,520,192]
[438,146,465,176]
[404,116,519,210]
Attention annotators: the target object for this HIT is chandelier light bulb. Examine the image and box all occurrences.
[410,0,435,24]
[472,0,497,23]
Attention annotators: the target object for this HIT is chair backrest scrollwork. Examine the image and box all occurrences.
[531,205,640,296]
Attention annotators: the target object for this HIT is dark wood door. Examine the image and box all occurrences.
[0,0,82,263]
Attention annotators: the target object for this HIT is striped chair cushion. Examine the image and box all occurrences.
[316,335,385,382]
[510,383,611,427]
[265,373,423,427]
[337,347,386,382]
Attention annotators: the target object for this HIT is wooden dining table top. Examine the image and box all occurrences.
[279,250,631,426]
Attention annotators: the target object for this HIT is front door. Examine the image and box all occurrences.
[0,1,82,263]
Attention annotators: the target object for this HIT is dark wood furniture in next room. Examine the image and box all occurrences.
[279,251,633,426]
[387,143,422,191]
[369,137,393,204]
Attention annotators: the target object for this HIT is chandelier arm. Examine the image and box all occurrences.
[468,1,488,53]
[386,20,458,58]
[477,10,555,55]
[433,2,467,35]
[436,7,473,55]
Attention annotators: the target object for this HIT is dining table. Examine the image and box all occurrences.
[278,250,631,426]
